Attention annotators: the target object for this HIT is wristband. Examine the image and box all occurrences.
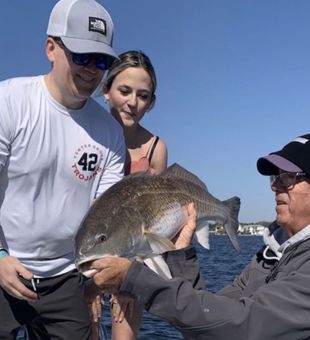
[0,249,9,258]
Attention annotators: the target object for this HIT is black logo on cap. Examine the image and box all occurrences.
[89,17,106,35]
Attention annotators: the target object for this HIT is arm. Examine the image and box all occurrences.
[117,261,310,340]
[163,246,205,291]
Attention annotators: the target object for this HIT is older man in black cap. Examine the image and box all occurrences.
[89,134,310,340]
[257,134,310,238]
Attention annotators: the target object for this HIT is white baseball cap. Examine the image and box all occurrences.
[47,0,117,59]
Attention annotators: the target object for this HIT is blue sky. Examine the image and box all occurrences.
[2,1,310,223]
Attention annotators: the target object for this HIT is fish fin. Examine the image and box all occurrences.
[194,219,210,249]
[145,231,176,253]
[222,196,241,252]
[161,163,208,191]
[143,255,172,279]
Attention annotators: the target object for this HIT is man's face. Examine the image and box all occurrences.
[46,37,104,109]
[271,171,310,236]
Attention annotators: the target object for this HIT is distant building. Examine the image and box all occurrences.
[210,223,266,236]
[238,224,265,235]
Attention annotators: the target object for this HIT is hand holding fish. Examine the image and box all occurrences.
[92,257,132,294]
[173,202,197,249]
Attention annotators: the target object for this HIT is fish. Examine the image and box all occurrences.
[75,163,241,276]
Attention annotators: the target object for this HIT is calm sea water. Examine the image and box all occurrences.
[102,235,264,340]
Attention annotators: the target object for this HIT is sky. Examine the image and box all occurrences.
[1,0,310,223]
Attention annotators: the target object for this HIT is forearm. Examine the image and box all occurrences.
[119,262,310,340]
[119,261,247,339]
[163,246,205,290]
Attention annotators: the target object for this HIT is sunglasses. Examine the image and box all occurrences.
[71,52,115,71]
[270,172,308,188]
[53,37,114,71]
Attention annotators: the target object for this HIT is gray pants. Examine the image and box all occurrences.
[0,270,92,340]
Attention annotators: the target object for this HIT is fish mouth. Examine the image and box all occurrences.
[82,267,99,278]
[76,254,115,277]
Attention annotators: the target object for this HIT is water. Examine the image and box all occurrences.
[102,235,263,339]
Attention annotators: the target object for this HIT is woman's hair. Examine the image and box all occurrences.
[104,50,157,110]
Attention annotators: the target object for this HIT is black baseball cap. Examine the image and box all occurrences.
[257,134,310,176]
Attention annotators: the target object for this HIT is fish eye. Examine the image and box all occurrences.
[95,233,107,244]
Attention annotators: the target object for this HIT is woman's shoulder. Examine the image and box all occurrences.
[154,137,167,152]
[147,136,167,174]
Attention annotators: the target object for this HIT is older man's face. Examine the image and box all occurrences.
[271,173,310,236]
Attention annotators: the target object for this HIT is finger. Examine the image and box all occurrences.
[187,202,197,227]
[117,307,125,323]
[20,288,37,301]
[17,268,34,281]
[183,204,196,234]
[90,294,103,322]
[5,286,28,300]
[111,298,121,322]
[187,202,195,214]
[117,300,128,322]
[91,258,113,270]
[88,304,95,322]
[7,281,37,301]
[95,295,102,319]
[89,301,98,322]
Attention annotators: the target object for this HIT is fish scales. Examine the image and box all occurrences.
[113,176,220,229]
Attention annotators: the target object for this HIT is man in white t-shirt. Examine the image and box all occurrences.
[0,0,126,339]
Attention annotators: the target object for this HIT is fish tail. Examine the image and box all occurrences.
[223,196,241,252]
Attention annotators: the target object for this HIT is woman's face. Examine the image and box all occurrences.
[104,66,154,127]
